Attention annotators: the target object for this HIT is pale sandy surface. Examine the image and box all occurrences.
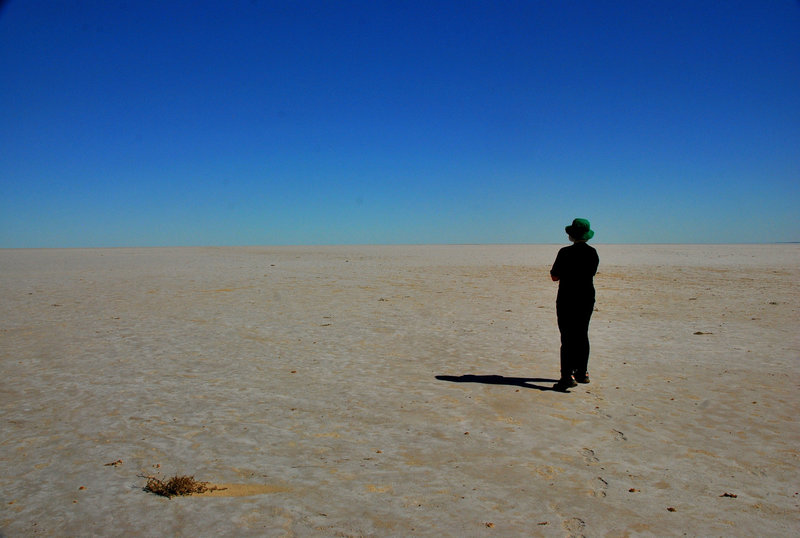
[1,244,798,537]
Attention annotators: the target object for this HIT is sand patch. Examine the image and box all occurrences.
[193,483,291,497]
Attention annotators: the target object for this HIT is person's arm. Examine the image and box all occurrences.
[551,248,562,282]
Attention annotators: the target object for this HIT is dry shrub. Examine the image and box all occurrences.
[144,474,209,498]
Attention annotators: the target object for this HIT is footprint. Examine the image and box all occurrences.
[563,517,586,537]
[581,448,599,464]
[612,429,627,441]
[593,477,608,498]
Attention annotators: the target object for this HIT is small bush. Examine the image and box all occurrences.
[144,474,209,498]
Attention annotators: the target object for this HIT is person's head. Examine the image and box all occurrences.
[566,218,594,242]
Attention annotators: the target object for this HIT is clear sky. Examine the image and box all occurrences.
[1,1,798,247]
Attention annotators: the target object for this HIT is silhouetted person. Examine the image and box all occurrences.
[550,218,599,391]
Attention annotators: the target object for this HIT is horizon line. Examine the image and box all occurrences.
[1,241,797,251]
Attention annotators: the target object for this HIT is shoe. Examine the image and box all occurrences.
[574,373,590,384]
[553,376,578,390]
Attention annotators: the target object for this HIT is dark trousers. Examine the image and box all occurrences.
[557,301,594,378]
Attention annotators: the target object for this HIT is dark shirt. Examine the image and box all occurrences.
[550,242,599,303]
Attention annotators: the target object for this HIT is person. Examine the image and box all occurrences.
[550,218,599,391]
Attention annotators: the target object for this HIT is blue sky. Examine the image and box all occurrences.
[1,1,798,247]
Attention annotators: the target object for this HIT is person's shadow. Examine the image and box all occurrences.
[435,374,562,391]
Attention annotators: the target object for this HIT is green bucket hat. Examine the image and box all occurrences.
[566,218,594,241]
